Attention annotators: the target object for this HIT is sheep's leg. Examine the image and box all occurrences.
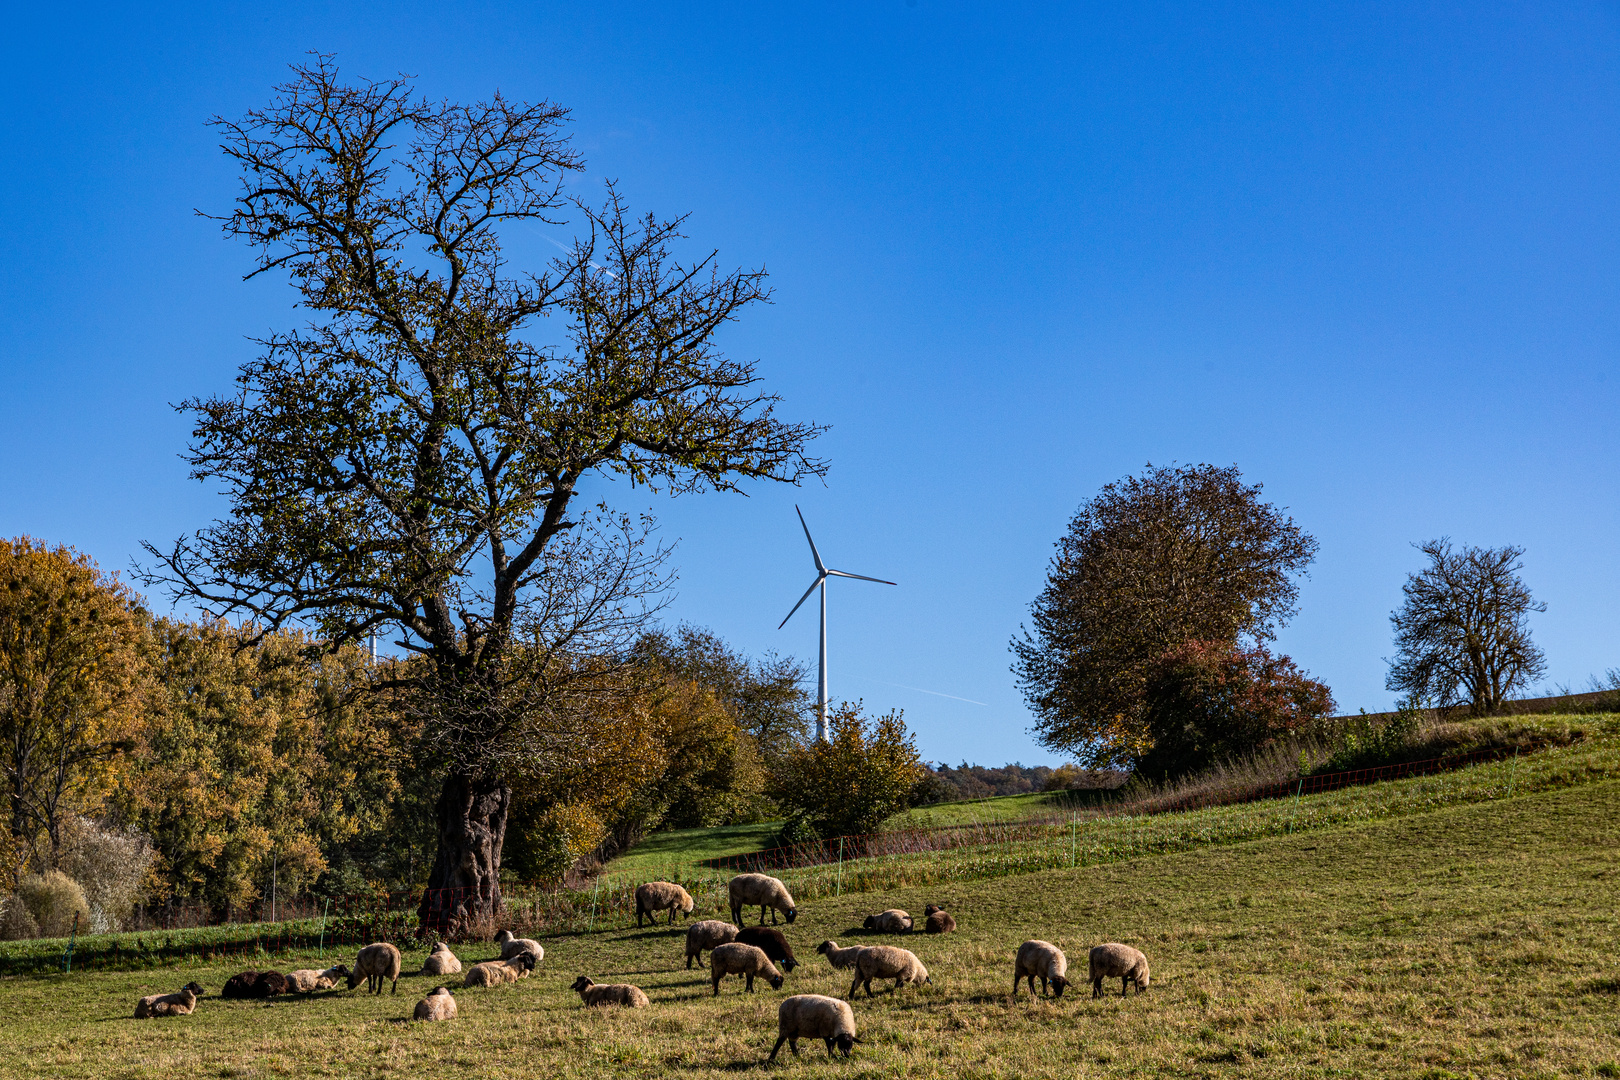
[1012,971,1022,996]
[848,973,862,999]
[769,1034,790,1061]
[745,973,755,992]
[1119,976,1128,997]
[1092,978,1103,999]
[712,975,722,997]
[391,976,398,995]
[668,906,678,926]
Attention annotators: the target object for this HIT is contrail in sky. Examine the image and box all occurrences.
[538,232,618,278]
[847,675,989,707]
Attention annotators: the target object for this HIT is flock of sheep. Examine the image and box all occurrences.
[130,871,1150,1063]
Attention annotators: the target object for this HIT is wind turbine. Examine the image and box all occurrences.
[778,505,896,741]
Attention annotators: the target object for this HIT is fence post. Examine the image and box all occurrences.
[1287,777,1303,833]
[1069,815,1076,868]
[836,838,844,897]
[61,911,79,973]
[588,875,602,933]
[1507,746,1520,798]
[318,898,330,959]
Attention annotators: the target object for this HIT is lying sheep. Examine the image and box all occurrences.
[285,965,348,993]
[710,941,786,996]
[464,954,535,987]
[923,904,956,934]
[736,925,799,972]
[421,941,462,976]
[493,928,544,966]
[348,942,403,995]
[133,981,205,1018]
[728,872,797,926]
[815,940,864,971]
[1013,940,1069,999]
[769,994,860,1061]
[635,881,695,927]
[685,919,739,969]
[863,909,913,934]
[413,986,458,1021]
[848,945,930,999]
[1089,943,1151,997]
[222,970,288,998]
[571,975,650,1007]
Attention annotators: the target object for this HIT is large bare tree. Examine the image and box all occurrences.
[1386,538,1546,715]
[143,59,825,928]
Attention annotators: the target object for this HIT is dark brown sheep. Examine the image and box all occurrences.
[736,926,799,972]
[221,970,289,999]
[923,904,956,934]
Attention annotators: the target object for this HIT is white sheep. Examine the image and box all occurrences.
[464,954,535,987]
[493,929,544,965]
[770,994,860,1061]
[413,985,458,1021]
[133,981,205,1018]
[728,872,797,926]
[635,881,695,927]
[421,941,462,976]
[1013,939,1070,998]
[285,965,348,993]
[685,919,739,969]
[848,945,930,998]
[815,940,863,971]
[1088,943,1151,997]
[571,975,650,1007]
[863,908,913,933]
[709,941,786,996]
[347,942,403,995]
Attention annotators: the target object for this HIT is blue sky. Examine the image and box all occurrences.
[2,3,1617,766]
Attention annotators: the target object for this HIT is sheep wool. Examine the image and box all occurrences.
[1014,940,1070,999]
[709,942,785,996]
[421,942,462,976]
[413,986,458,1021]
[494,929,544,965]
[634,881,696,927]
[863,909,913,933]
[571,976,650,1007]
[770,994,859,1061]
[849,945,930,999]
[348,943,404,995]
[134,982,205,1018]
[464,955,535,987]
[735,925,799,972]
[685,920,740,969]
[285,965,348,993]
[727,873,797,926]
[1088,943,1151,997]
[815,940,864,971]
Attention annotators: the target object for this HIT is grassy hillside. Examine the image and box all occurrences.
[5,775,1618,1077]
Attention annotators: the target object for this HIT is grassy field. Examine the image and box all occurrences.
[605,822,784,873]
[5,775,1619,1078]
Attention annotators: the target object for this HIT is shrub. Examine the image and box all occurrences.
[17,870,91,938]
[0,893,40,940]
[55,815,155,933]
[767,702,925,838]
[1322,706,1424,773]
[774,815,820,849]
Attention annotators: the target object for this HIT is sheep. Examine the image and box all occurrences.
[1089,943,1151,997]
[493,928,544,966]
[710,941,786,996]
[728,872,797,926]
[634,881,695,927]
[923,904,956,934]
[413,986,458,1021]
[133,981,205,1018]
[285,965,348,993]
[347,942,404,995]
[736,925,799,972]
[815,940,864,971]
[863,908,914,934]
[570,975,650,1007]
[848,945,930,999]
[769,994,860,1062]
[221,970,289,998]
[685,919,739,969]
[421,941,462,976]
[1013,940,1069,999]
[464,954,536,987]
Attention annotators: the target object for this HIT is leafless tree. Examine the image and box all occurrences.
[1386,538,1546,716]
[140,58,825,929]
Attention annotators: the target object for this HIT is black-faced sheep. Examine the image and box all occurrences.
[709,941,785,996]
[736,925,799,972]
[863,908,913,933]
[1088,942,1150,997]
[815,940,863,971]
[413,985,458,1021]
[493,928,544,965]
[727,872,797,926]
[634,881,695,927]
[133,982,205,1018]
[848,945,930,999]
[685,919,739,969]
[221,970,289,999]
[769,994,859,1061]
[464,954,535,987]
[571,975,650,1007]
[285,965,348,993]
[348,942,403,995]
[421,941,462,976]
[1013,939,1069,998]
[923,904,956,934]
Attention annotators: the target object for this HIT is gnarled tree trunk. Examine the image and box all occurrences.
[418,772,510,933]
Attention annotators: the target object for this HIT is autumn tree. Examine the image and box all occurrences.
[0,538,148,880]
[1012,464,1318,768]
[142,60,823,929]
[767,703,923,840]
[1386,539,1547,716]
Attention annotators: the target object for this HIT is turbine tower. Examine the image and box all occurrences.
[778,505,896,741]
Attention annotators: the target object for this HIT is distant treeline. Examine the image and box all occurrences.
[917,761,1125,803]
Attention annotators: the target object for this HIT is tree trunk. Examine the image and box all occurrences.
[418,772,510,933]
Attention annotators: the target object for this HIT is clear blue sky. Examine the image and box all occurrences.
[3,3,1617,767]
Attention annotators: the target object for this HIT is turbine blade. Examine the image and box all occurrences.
[795,505,826,574]
[778,575,826,629]
[826,569,898,586]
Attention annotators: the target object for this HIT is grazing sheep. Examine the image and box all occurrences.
[421,941,462,976]
[464,954,535,987]
[133,982,205,1018]
[634,881,695,927]
[221,970,289,999]
[736,925,799,972]
[413,986,458,1021]
[863,909,914,934]
[493,928,544,965]
[848,945,930,999]
[285,965,348,993]
[1088,943,1151,997]
[570,975,650,1007]
[347,942,404,995]
[923,904,956,934]
[709,941,786,996]
[815,940,864,971]
[1013,940,1069,999]
[770,994,860,1061]
[685,919,739,969]
[728,872,797,926]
